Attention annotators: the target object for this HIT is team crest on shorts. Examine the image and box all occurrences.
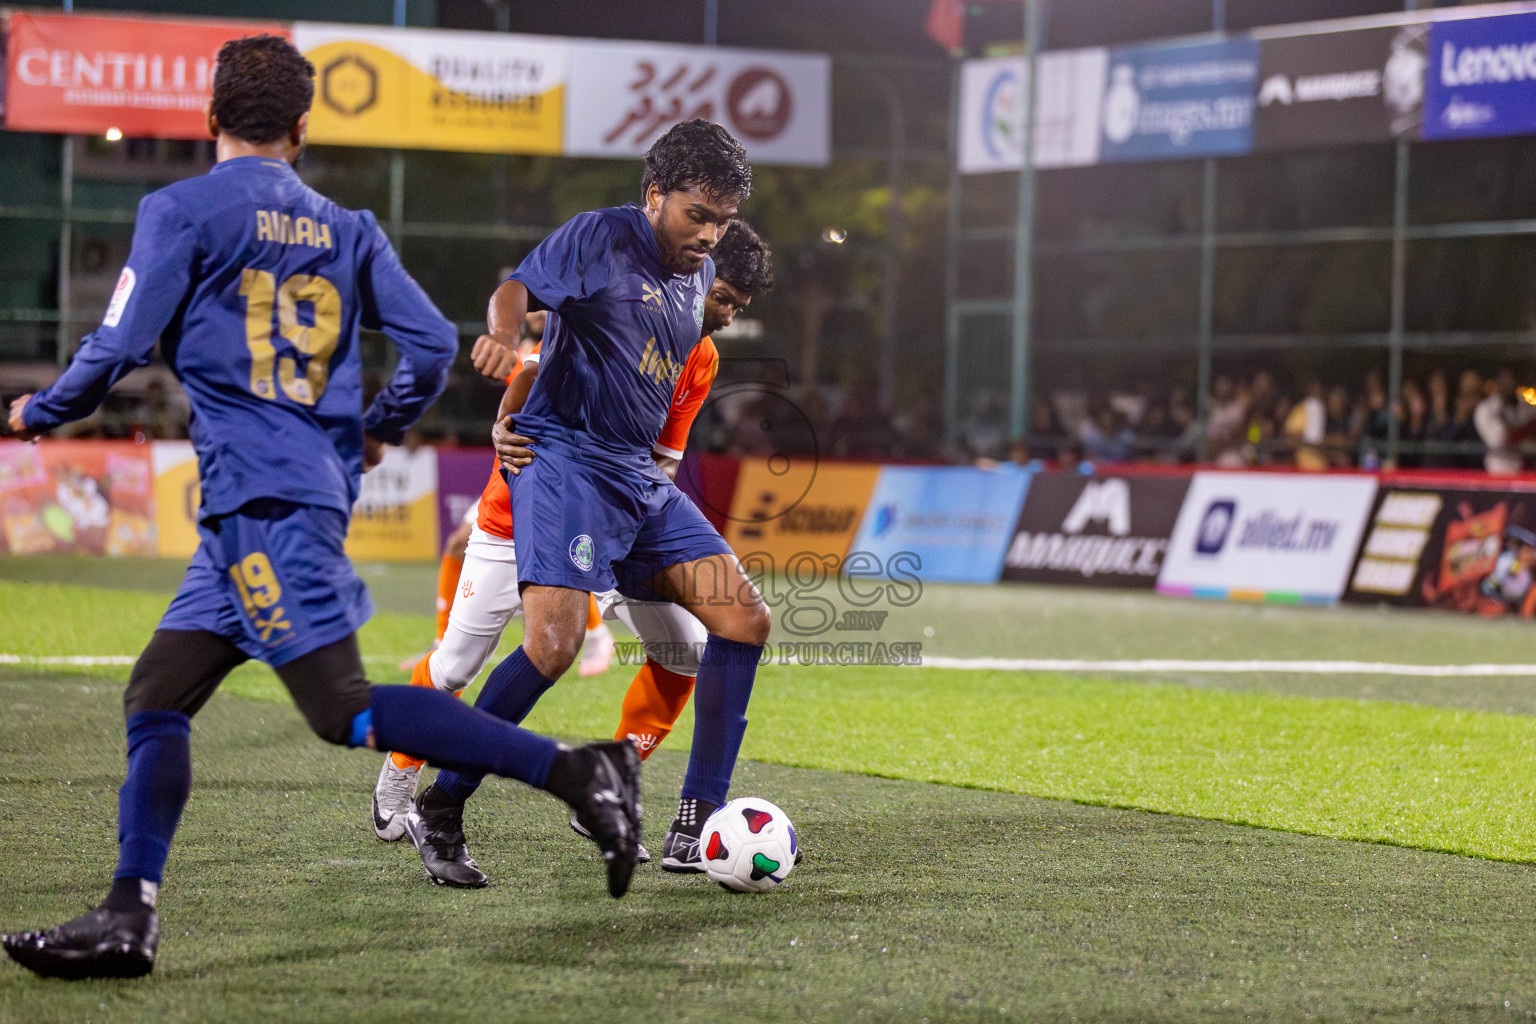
[569,534,595,572]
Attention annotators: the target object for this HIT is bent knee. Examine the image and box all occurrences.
[524,628,584,679]
[722,602,771,646]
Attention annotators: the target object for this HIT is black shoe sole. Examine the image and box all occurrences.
[420,868,488,889]
[4,943,154,981]
[660,861,707,874]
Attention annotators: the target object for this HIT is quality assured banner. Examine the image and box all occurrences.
[1253,24,1427,150]
[1157,471,1377,604]
[1002,473,1190,589]
[4,11,288,138]
[1344,483,1536,617]
[1099,38,1258,162]
[1423,11,1536,142]
[848,466,1032,585]
[0,440,155,556]
[293,22,566,154]
[564,40,829,166]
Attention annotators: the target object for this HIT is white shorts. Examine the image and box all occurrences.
[426,526,707,691]
[596,588,708,677]
[460,499,480,527]
[426,526,521,693]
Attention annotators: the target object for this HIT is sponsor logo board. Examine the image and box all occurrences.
[1099,38,1258,162]
[1344,484,1536,617]
[4,12,288,138]
[1424,12,1536,141]
[724,460,881,567]
[848,467,1032,585]
[1002,474,1189,588]
[346,444,439,562]
[294,23,567,154]
[1157,472,1377,603]
[565,41,829,166]
[1254,25,1426,149]
[958,48,1107,174]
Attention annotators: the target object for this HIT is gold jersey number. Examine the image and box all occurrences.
[239,269,341,406]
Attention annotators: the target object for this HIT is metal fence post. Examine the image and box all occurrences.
[1196,158,1217,462]
[1009,0,1041,440]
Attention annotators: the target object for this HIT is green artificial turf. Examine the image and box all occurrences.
[5,577,1536,863]
[6,671,1536,1023]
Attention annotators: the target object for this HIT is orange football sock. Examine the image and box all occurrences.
[435,553,464,641]
[586,593,603,632]
[615,658,695,760]
[389,654,462,771]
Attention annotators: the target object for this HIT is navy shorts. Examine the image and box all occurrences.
[508,440,732,600]
[159,500,373,668]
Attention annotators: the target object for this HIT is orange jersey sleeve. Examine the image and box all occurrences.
[502,341,542,386]
[654,336,719,459]
[475,459,513,539]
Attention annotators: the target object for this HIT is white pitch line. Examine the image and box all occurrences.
[918,657,1536,678]
[0,654,136,666]
[4,653,1535,678]
[0,654,419,667]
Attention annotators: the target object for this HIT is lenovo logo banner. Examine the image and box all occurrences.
[1003,474,1190,589]
[4,12,288,139]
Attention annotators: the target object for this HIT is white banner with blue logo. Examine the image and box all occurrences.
[1099,38,1259,162]
[1424,11,1536,141]
[1156,472,1378,605]
[849,467,1032,585]
[959,49,1108,174]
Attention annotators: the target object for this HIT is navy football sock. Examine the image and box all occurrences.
[680,635,763,806]
[114,711,193,887]
[368,682,558,790]
[434,646,555,804]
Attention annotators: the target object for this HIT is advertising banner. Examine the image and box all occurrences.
[958,49,1107,174]
[1254,25,1427,150]
[1157,471,1377,604]
[4,12,287,139]
[1344,484,1536,617]
[1424,12,1536,142]
[564,41,829,166]
[958,56,1028,174]
[435,448,495,538]
[724,459,881,569]
[1099,38,1258,162]
[848,467,1031,585]
[1002,473,1190,588]
[0,440,155,556]
[293,23,566,154]
[345,445,439,562]
[151,441,200,560]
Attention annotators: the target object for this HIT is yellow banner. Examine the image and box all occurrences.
[725,460,882,570]
[151,442,202,559]
[345,445,440,562]
[295,23,565,154]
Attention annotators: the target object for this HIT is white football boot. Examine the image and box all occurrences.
[372,756,421,841]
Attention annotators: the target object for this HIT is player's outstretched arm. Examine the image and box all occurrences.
[472,279,531,380]
[16,193,197,438]
[358,219,458,446]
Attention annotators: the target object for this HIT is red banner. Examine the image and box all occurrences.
[4,12,287,138]
[0,440,156,556]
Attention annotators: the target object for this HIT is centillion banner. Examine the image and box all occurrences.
[293,23,566,154]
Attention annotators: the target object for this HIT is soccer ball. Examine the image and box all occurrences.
[701,797,798,893]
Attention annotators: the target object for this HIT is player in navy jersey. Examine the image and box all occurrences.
[401,120,771,882]
[1,36,639,982]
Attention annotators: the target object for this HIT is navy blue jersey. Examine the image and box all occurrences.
[511,204,711,458]
[24,156,457,520]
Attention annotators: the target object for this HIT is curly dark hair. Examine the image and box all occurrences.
[641,119,752,205]
[211,35,315,145]
[712,220,774,296]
